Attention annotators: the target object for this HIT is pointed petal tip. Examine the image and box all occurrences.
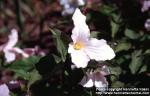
[73,8,81,17]
[72,8,86,22]
[74,8,81,14]
[11,29,18,35]
[10,29,18,39]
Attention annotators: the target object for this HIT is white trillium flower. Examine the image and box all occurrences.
[3,29,29,63]
[80,71,108,88]
[0,84,10,96]
[80,65,109,88]
[68,8,115,68]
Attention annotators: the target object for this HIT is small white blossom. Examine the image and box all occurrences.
[80,71,108,88]
[0,84,10,96]
[80,65,109,88]
[80,72,108,88]
[68,8,115,68]
[145,18,150,31]
[141,0,150,12]
[2,29,29,63]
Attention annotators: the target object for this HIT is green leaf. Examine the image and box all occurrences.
[13,69,30,80]
[143,49,150,56]
[125,29,140,39]
[115,57,126,65]
[129,50,143,74]
[110,75,118,82]
[64,70,69,76]
[111,14,122,23]
[52,54,62,63]
[111,21,119,38]
[20,2,34,16]
[10,92,18,96]
[115,42,131,52]
[28,70,41,87]
[50,28,67,62]
[138,65,147,74]
[109,66,122,76]
[111,81,124,88]
[7,56,41,80]
[8,56,41,71]
[99,5,116,16]
[145,49,150,53]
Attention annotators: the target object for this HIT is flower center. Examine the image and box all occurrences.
[73,42,84,50]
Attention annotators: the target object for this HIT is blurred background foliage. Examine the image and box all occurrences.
[0,0,150,96]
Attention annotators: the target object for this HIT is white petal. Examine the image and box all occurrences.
[13,47,29,58]
[94,80,103,88]
[72,8,87,28]
[0,84,10,96]
[68,44,90,68]
[4,50,16,63]
[80,73,94,87]
[68,44,75,53]
[5,29,18,49]
[94,72,108,88]
[85,38,115,61]
[71,8,90,43]
[70,52,89,68]
[77,0,85,6]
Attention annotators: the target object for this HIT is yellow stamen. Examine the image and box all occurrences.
[73,42,84,50]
